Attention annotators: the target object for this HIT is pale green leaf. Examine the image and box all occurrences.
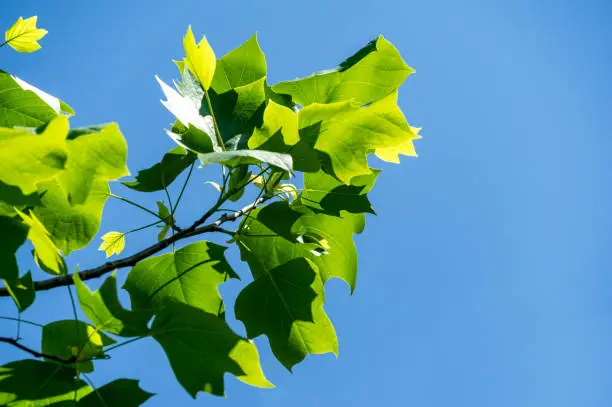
[152,302,273,397]
[204,180,222,192]
[122,146,196,192]
[235,258,338,370]
[16,209,67,276]
[183,26,216,90]
[74,272,150,337]
[4,16,47,53]
[197,149,293,173]
[0,116,68,195]
[124,241,238,317]
[98,231,125,258]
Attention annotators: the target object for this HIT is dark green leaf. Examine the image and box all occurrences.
[122,146,196,192]
[77,379,153,407]
[152,302,273,397]
[4,271,35,312]
[235,258,337,370]
[0,215,28,281]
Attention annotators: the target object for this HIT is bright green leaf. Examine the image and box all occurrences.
[16,209,67,276]
[0,70,72,127]
[124,241,238,317]
[183,26,216,90]
[211,33,266,93]
[152,302,273,397]
[0,116,68,195]
[235,258,338,370]
[98,231,125,258]
[273,36,413,106]
[122,146,196,192]
[4,16,47,53]
[74,272,150,337]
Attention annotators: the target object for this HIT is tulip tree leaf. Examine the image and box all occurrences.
[273,35,414,106]
[152,302,273,397]
[124,241,238,318]
[4,271,35,312]
[77,379,153,407]
[4,16,48,53]
[122,146,196,192]
[74,272,151,337]
[235,258,338,370]
[0,215,28,281]
[16,209,67,276]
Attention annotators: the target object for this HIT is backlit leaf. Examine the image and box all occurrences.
[4,271,35,313]
[16,209,67,276]
[4,16,47,53]
[183,26,216,90]
[98,231,125,258]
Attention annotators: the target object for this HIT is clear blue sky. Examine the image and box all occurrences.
[2,0,611,406]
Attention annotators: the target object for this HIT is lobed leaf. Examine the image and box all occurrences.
[4,16,47,53]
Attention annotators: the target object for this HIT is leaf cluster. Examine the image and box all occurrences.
[0,16,420,405]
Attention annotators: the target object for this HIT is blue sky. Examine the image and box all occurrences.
[2,0,612,406]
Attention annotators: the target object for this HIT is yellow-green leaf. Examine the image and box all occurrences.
[16,209,67,276]
[98,231,125,258]
[183,26,216,90]
[4,16,48,53]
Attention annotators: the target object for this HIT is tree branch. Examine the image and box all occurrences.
[0,336,77,364]
[0,195,271,297]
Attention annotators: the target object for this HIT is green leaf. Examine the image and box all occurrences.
[77,379,153,407]
[238,201,362,291]
[4,271,35,313]
[235,258,338,370]
[183,26,216,90]
[273,36,413,106]
[32,123,130,254]
[122,146,196,192]
[124,241,238,317]
[227,165,250,202]
[156,75,217,152]
[16,209,67,276]
[32,178,108,255]
[247,100,319,172]
[41,320,115,374]
[156,201,175,241]
[98,231,125,258]
[74,272,151,337]
[4,16,47,53]
[197,149,293,173]
[298,92,419,183]
[0,116,68,195]
[0,360,90,406]
[211,33,266,93]
[60,123,130,205]
[152,302,273,397]
[300,169,379,216]
[0,70,72,127]
[0,215,28,280]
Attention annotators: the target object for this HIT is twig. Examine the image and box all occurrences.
[0,336,77,364]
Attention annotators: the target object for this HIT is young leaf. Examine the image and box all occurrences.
[74,272,150,337]
[204,180,222,192]
[235,258,338,370]
[122,146,196,192]
[4,271,35,312]
[183,26,216,90]
[156,201,175,241]
[98,231,125,258]
[152,302,273,397]
[124,241,238,317]
[16,209,67,276]
[0,116,68,195]
[77,379,153,407]
[41,320,115,374]
[4,16,48,53]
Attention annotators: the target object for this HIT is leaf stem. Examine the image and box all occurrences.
[172,161,195,216]
[203,90,226,151]
[0,315,44,328]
